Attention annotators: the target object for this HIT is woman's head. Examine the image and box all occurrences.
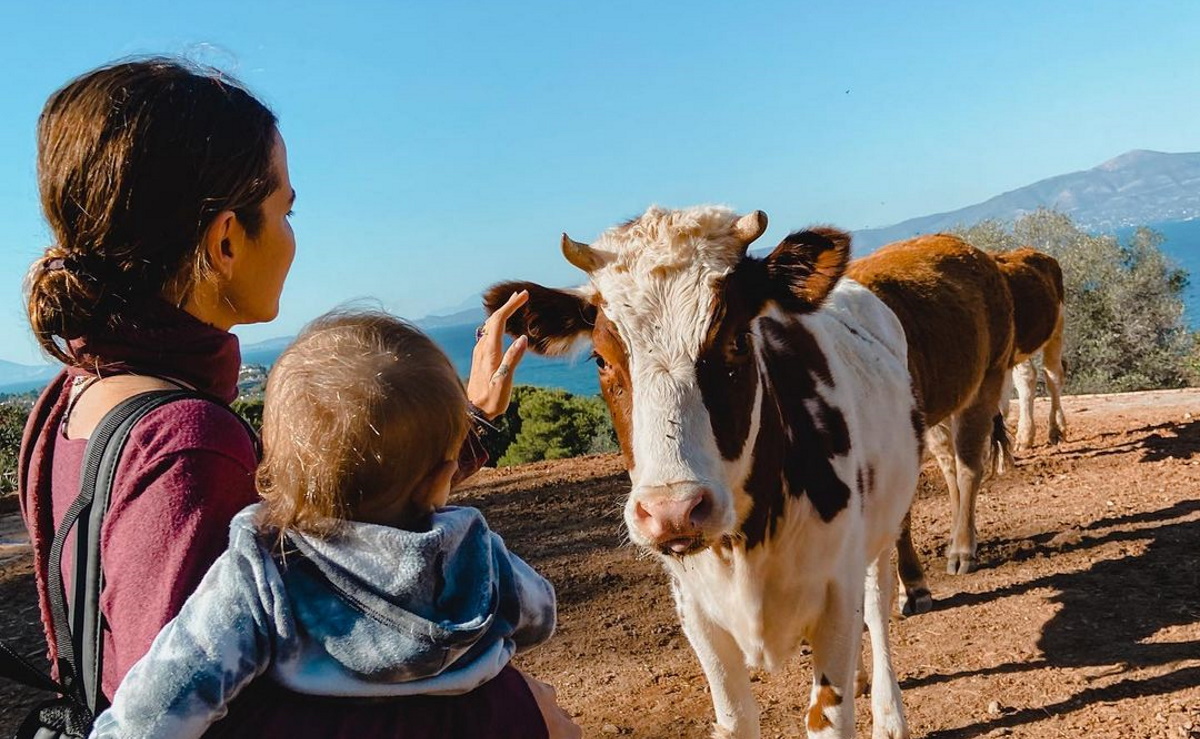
[27,57,286,362]
[256,309,470,536]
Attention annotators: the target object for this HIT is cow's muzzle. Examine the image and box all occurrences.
[628,482,717,556]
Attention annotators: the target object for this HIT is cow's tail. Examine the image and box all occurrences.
[991,412,1015,477]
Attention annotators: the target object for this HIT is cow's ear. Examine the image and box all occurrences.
[764,227,851,310]
[483,281,598,356]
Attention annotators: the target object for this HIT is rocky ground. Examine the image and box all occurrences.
[2,389,1198,737]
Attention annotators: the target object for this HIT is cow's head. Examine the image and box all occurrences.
[484,206,850,556]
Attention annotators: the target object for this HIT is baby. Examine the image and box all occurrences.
[91,309,558,737]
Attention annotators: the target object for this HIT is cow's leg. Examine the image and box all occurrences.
[678,599,759,739]
[946,367,1007,575]
[1043,310,1067,444]
[864,551,910,739]
[925,421,965,574]
[1012,359,1038,449]
[998,367,1014,424]
[926,421,958,501]
[807,580,861,738]
[894,511,931,616]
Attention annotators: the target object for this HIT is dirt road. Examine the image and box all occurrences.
[2,389,1198,737]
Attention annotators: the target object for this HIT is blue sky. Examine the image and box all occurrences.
[2,1,1198,365]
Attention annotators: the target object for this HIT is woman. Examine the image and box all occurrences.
[20,57,576,737]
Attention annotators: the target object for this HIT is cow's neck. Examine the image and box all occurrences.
[736,312,852,548]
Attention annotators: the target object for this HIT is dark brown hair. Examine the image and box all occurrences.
[26,57,279,363]
[256,309,470,537]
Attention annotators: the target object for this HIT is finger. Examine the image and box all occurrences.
[490,362,513,383]
[476,293,527,359]
[485,290,529,331]
[501,334,529,371]
[490,336,528,387]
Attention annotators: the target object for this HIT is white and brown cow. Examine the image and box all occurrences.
[485,206,922,739]
[846,235,1015,596]
[994,247,1067,449]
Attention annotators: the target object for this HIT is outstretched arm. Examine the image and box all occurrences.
[90,545,276,739]
[455,289,531,483]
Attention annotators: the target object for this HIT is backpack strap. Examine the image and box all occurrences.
[0,638,65,694]
[45,389,217,715]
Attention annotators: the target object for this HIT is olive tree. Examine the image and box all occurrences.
[957,210,1194,394]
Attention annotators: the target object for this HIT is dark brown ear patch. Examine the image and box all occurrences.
[765,227,851,311]
[483,281,597,356]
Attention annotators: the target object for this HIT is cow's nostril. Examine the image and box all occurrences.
[633,500,652,522]
[689,490,713,527]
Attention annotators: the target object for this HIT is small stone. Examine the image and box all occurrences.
[987,700,1004,716]
[602,724,621,734]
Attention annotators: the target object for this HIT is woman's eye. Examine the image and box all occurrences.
[286,209,295,218]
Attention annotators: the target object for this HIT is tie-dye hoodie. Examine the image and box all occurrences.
[90,503,556,739]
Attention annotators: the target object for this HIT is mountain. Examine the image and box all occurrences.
[0,359,61,395]
[851,150,1200,251]
[415,305,485,329]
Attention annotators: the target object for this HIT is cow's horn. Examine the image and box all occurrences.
[733,210,768,248]
[561,234,601,272]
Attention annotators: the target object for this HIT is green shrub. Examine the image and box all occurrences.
[0,404,29,496]
[497,387,617,465]
[230,397,264,434]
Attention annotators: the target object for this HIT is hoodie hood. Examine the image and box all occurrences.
[276,506,502,682]
[225,503,554,696]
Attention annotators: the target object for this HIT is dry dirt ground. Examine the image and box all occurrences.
[2,389,1199,737]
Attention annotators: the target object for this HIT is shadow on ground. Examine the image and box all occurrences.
[904,500,1200,738]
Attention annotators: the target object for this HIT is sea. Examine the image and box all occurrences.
[1117,220,1200,327]
[425,324,600,397]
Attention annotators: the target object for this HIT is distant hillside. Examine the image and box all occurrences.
[852,150,1200,251]
[0,360,60,395]
[416,305,485,329]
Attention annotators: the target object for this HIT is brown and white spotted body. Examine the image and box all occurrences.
[994,247,1067,449]
[486,206,922,739]
[846,235,1015,594]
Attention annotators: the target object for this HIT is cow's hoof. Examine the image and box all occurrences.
[899,588,933,617]
[1048,428,1065,445]
[872,720,911,739]
[946,554,975,575]
[710,724,743,739]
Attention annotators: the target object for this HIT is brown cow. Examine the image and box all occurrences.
[994,247,1067,449]
[846,235,1015,608]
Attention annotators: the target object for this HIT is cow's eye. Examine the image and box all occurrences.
[592,352,609,370]
[731,332,752,357]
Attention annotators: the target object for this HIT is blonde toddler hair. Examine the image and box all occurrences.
[256,309,469,537]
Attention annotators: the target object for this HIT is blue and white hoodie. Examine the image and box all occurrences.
[90,503,557,739]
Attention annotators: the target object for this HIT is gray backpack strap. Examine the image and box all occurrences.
[53,389,213,715]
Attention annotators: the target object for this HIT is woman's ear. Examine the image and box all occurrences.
[201,210,242,280]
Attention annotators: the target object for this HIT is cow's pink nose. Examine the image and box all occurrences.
[632,486,714,554]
